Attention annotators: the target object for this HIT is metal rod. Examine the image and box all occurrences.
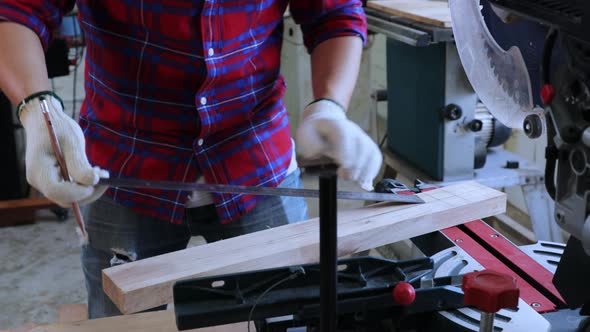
[319,174,338,332]
[479,312,495,332]
[40,97,87,238]
[98,177,425,204]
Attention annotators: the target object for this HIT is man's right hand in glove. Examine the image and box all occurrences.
[0,23,108,207]
[19,93,109,207]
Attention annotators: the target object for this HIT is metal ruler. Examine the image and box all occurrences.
[98,178,425,204]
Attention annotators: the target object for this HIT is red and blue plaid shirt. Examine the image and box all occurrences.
[0,0,367,224]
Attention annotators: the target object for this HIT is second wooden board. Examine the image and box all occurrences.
[30,310,248,332]
[368,0,452,28]
[103,181,505,314]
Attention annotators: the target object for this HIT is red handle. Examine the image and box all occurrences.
[462,270,519,313]
[392,282,416,306]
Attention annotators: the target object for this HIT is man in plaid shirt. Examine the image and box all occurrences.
[0,0,382,319]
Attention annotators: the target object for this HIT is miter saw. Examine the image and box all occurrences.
[449,0,590,315]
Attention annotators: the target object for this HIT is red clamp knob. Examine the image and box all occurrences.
[541,84,555,104]
[392,282,416,306]
[462,270,519,313]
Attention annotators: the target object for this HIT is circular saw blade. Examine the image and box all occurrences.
[449,0,544,130]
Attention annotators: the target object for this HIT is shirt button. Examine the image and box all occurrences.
[200,97,207,105]
[197,138,204,146]
[208,48,214,56]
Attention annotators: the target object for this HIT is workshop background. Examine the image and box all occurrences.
[0,1,559,330]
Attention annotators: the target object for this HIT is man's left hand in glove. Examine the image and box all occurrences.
[296,98,382,191]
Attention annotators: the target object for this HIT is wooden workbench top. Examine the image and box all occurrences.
[367,0,452,28]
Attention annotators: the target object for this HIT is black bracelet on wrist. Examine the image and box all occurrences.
[16,90,65,118]
[306,98,346,112]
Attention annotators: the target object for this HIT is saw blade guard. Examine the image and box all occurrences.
[449,0,544,130]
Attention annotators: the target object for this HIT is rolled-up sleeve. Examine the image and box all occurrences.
[289,0,368,53]
[0,1,75,50]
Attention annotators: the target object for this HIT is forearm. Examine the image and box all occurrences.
[310,36,363,110]
[0,22,50,105]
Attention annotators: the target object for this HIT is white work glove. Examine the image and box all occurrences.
[18,93,109,207]
[295,99,383,191]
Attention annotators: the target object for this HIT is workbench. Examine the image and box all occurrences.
[365,1,453,46]
[363,0,562,243]
[383,148,563,242]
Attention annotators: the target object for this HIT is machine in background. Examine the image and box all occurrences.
[365,0,562,244]
[385,39,512,182]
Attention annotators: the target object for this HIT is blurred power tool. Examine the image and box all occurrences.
[473,102,512,169]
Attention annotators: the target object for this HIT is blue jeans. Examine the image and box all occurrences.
[81,169,308,319]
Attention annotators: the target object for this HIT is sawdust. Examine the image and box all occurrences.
[0,211,86,330]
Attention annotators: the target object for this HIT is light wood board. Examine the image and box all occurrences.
[367,0,451,27]
[103,181,505,314]
[0,197,55,210]
[29,310,248,332]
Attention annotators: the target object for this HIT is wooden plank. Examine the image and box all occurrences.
[58,304,88,323]
[103,181,505,314]
[0,197,55,210]
[0,197,58,227]
[367,0,452,28]
[0,209,36,227]
[29,310,248,332]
